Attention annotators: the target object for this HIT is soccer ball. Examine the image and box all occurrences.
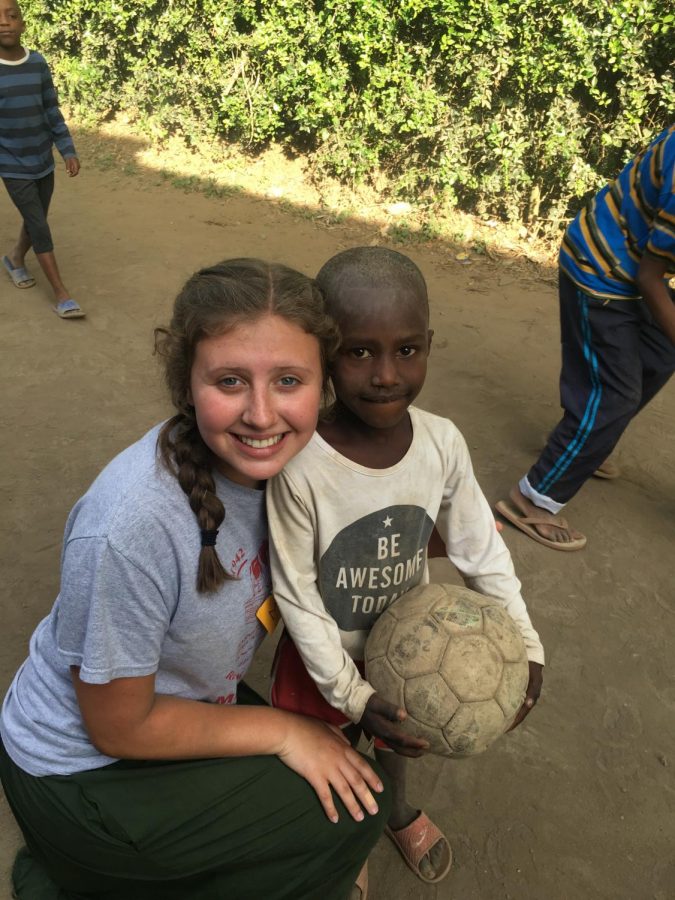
[364,583,529,757]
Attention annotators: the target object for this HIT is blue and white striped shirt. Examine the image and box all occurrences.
[559,125,675,299]
[0,49,76,180]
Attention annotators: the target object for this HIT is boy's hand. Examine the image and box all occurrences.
[508,661,543,730]
[359,693,429,757]
[65,156,80,177]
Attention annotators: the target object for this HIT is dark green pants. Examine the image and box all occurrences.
[0,686,390,900]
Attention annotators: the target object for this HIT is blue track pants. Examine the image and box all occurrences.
[521,272,675,512]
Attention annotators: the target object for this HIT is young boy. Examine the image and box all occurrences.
[496,123,675,549]
[0,0,84,318]
[267,247,545,886]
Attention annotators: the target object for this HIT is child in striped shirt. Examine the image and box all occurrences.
[497,124,675,549]
[0,0,84,318]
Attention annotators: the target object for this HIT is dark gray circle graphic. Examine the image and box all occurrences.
[319,505,434,631]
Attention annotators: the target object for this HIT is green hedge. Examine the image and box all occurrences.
[22,0,674,231]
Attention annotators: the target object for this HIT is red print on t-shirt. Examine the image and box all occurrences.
[215,693,236,705]
[234,541,270,670]
[230,547,248,577]
[247,540,270,621]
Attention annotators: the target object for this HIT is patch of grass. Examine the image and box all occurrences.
[204,178,237,199]
[386,220,416,243]
[94,151,115,171]
[325,207,353,225]
[420,218,443,241]
[171,174,200,192]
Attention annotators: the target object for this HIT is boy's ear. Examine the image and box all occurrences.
[427,328,434,352]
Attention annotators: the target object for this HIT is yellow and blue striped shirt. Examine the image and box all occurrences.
[560,125,675,299]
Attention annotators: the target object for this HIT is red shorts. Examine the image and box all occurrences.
[270,632,388,749]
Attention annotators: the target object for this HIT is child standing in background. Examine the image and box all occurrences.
[267,247,544,886]
[0,0,84,318]
[497,124,675,549]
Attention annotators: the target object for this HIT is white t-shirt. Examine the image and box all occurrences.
[267,406,544,723]
[1,424,270,776]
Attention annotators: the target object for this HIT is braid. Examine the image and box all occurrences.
[158,415,231,593]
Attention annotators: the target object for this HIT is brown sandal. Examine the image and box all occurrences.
[495,499,586,550]
[385,811,452,884]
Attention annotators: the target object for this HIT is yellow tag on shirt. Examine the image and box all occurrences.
[256,594,280,634]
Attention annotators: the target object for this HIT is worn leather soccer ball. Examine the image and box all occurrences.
[365,583,529,757]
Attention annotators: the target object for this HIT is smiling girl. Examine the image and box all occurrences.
[0,258,389,900]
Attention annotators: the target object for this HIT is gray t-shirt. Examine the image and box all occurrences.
[1,424,270,776]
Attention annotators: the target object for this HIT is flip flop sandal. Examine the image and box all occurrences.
[494,499,586,551]
[3,255,35,289]
[385,811,452,884]
[53,299,85,319]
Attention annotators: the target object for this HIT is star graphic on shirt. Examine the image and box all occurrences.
[382,516,393,528]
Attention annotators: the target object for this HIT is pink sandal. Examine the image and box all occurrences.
[385,811,452,884]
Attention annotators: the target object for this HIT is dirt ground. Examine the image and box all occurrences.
[1,126,674,900]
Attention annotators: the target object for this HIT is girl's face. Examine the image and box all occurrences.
[190,313,323,487]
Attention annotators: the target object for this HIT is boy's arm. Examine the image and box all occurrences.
[436,428,545,666]
[40,58,77,162]
[266,473,376,723]
[640,172,675,344]
[637,252,675,347]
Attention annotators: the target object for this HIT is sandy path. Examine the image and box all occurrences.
[1,135,674,899]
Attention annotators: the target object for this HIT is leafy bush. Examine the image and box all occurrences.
[22,0,674,232]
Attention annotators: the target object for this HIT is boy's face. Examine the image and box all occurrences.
[0,2,25,55]
[330,282,432,431]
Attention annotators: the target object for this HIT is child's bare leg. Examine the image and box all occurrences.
[346,723,369,900]
[375,747,449,881]
[343,723,362,747]
[35,250,71,302]
[8,224,32,268]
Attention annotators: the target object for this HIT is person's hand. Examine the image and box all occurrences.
[65,156,80,177]
[359,693,429,757]
[276,713,385,823]
[508,661,543,730]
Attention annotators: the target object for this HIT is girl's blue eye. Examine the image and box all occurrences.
[219,376,240,387]
[279,375,300,386]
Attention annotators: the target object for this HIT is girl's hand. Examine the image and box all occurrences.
[359,693,429,757]
[508,661,543,730]
[276,714,385,823]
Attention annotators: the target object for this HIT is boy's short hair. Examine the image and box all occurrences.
[316,247,428,315]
